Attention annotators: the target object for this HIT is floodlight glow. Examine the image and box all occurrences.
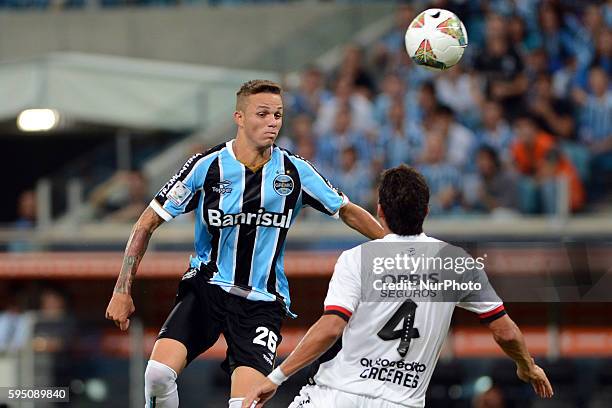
[17,109,59,132]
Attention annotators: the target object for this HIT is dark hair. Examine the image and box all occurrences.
[378,165,429,236]
[478,145,501,170]
[420,81,435,94]
[236,79,282,110]
[513,111,539,125]
[435,104,454,117]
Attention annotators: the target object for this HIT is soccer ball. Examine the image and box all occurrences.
[404,8,468,71]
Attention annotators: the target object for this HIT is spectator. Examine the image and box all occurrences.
[287,114,317,162]
[379,4,415,56]
[370,4,416,84]
[530,72,590,183]
[376,99,422,169]
[553,55,580,100]
[574,66,612,195]
[507,13,540,57]
[32,288,75,354]
[575,66,612,146]
[277,114,309,152]
[32,287,76,388]
[417,132,462,215]
[463,146,519,215]
[484,12,507,42]
[406,81,438,127]
[433,105,476,170]
[334,44,376,99]
[314,76,375,137]
[474,30,528,118]
[332,145,374,210]
[89,170,149,222]
[0,290,32,354]
[590,28,611,77]
[315,104,370,174]
[529,73,576,141]
[285,66,331,119]
[511,113,585,213]
[8,190,38,252]
[373,72,406,125]
[434,65,480,126]
[475,100,514,166]
[537,3,572,72]
[524,48,551,85]
[571,4,607,69]
[14,190,36,228]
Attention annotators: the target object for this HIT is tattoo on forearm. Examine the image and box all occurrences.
[114,228,152,294]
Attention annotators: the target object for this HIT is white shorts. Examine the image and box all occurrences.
[288,385,410,408]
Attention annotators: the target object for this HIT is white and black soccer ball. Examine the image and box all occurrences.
[404,8,468,71]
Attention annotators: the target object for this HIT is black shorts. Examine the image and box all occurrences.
[157,267,284,376]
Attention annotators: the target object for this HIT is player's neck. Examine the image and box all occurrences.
[232,136,272,172]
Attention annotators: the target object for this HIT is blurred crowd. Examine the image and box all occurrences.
[278,0,611,217]
[7,1,611,222]
[0,0,303,8]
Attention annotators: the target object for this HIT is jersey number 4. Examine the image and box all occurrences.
[377,299,420,357]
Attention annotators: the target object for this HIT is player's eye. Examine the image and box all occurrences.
[274,113,283,119]
[257,112,267,118]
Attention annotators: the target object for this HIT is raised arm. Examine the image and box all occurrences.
[105,207,165,330]
[242,314,347,408]
[487,314,554,398]
[339,201,385,240]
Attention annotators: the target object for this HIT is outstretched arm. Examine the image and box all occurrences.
[339,201,385,240]
[105,207,165,330]
[487,315,554,398]
[242,314,347,408]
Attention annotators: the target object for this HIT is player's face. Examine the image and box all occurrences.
[237,93,283,149]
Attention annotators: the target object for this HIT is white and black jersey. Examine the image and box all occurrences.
[311,233,505,407]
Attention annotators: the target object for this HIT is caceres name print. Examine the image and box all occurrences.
[358,358,428,389]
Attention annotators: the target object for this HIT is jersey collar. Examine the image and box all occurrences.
[382,232,428,242]
[226,139,274,160]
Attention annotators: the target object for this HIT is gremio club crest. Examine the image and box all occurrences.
[273,174,294,196]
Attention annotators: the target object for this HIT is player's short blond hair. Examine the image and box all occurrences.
[236,79,283,111]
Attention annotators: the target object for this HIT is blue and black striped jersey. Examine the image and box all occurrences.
[150,140,348,314]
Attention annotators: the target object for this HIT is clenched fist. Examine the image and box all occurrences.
[105,292,135,331]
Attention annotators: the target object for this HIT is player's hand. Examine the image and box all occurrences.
[105,292,135,331]
[517,360,554,398]
[241,379,278,408]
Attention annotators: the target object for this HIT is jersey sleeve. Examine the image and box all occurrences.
[455,254,506,324]
[150,153,208,221]
[294,157,349,217]
[323,248,361,322]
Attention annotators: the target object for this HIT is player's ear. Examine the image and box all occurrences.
[376,204,385,221]
[233,110,244,128]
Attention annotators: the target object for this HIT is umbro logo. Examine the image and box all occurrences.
[212,180,232,195]
[262,353,274,366]
[182,269,198,280]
